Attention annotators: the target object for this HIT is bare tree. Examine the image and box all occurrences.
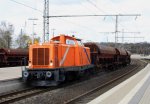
[0,21,14,48]
[16,31,31,49]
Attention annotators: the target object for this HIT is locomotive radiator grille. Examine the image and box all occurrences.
[32,48,49,65]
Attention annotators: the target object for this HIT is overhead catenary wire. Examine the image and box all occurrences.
[86,0,139,31]
[85,0,141,44]
[8,0,132,33]
[8,0,141,43]
[55,18,99,33]
[53,0,101,33]
[48,14,141,18]
[86,0,107,14]
[9,0,42,13]
[8,0,100,37]
[81,0,97,15]
[48,13,140,44]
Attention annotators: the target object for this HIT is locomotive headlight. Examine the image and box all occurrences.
[49,60,53,66]
[23,71,29,77]
[46,71,52,78]
[29,63,31,67]
[29,61,32,67]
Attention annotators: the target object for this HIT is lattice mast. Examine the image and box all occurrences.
[43,0,49,42]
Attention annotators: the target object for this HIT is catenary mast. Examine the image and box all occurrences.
[43,0,49,42]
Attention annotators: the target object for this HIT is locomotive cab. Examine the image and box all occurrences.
[22,34,93,86]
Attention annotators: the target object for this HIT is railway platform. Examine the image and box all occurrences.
[88,62,150,104]
[0,66,22,81]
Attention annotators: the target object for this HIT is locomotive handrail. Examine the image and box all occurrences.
[22,57,27,69]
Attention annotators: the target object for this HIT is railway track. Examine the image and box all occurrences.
[0,60,146,104]
[65,60,146,104]
[0,87,52,104]
[13,59,146,104]
[0,78,21,83]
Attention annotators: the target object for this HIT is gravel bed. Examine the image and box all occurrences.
[70,60,147,104]
[0,78,29,95]
[13,60,146,104]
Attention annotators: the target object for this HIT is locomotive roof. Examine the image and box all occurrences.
[51,35,76,40]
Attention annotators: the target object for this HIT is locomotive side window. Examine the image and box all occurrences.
[53,39,60,43]
[77,40,84,46]
[54,40,60,43]
[66,39,75,45]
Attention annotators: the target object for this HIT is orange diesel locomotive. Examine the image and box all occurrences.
[22,35,93,86]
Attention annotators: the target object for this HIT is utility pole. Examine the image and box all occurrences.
[28,18,38,44]
[118,31,141,43]
[52,28,55,37]
[99,32,114,43]
[115,15,118,44]
[117,36,144,43]
[122,29,124,43]
[20,28,23,48]
[8,24,13,48]
[113,15,141,47]
[21,28,23,35]
[24,21,27,34]
[43,0,49,42]
[118,31,142,48]
[99,31,142,44]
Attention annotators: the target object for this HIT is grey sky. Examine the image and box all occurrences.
[0,0,149,43]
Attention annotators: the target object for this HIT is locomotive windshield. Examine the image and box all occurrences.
[66,39,75,45]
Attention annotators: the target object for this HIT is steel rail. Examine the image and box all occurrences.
[65,61,142,104]
[0,87,52,104]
